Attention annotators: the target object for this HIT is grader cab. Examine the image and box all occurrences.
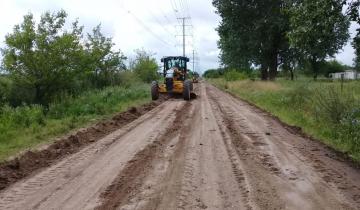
[151,56,194,101]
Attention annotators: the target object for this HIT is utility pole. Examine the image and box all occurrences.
[177,17,190,57]
[192,50,195,72]
[182,18,186,57]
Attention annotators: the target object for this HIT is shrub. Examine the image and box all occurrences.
[283,82,312,109]
[313,86,355,123]
[0,76,12,105]
[203,69,223,78]
[118,71,141,88]
[132,49,159,83]
[224,70,248,81]
[0,105,45,128]
[339,108,360,154]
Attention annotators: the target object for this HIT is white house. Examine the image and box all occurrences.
[330,70,359,80]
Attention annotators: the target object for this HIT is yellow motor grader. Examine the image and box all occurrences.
[151,56,194,100]
[192,72,200,83]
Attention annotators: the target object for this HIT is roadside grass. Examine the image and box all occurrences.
[0,83,151,161]
[209,78,360,162]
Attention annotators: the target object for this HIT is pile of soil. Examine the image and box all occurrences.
[0,98,165,191]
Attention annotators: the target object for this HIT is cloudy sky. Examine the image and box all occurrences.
[0,0,357,73]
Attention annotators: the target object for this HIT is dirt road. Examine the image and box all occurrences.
[0,82,359,210]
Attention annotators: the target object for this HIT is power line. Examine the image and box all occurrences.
[159,8,174,26]
[147,10,177,42]
[170,0,182,25]
[119,3,173,48]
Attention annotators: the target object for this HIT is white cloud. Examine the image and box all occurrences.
[0,0,357,73]
[0,0,221,73]
[335,22,358,66]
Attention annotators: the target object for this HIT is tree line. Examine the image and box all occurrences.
[0,10,159,106]
[212,0,360,80]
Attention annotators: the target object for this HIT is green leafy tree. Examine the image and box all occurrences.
[347,1,360,71]
[288,0,350,80]
[85,25,127,88]
[1,10,127,105]
[213,0,292,80]
[132,49,159,83]
[2,10,84,105]
[320,60,348,77]
[203,69,224,78]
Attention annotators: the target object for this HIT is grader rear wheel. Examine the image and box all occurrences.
[183,80,192,101]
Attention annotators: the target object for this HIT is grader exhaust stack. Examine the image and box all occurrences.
[151,56,195,101]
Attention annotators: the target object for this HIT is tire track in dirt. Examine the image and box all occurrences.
[206,83,360,210]
[215,116,253,210]
[0,100,182,210]
[95,101,192,209]
[207,87,282,210]
[108,83,251,210]
[1,82,360,210]
[154,83,250,210]
[0,99,165,192]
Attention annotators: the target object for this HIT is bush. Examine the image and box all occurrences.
[224,70,248,81]
[313,86,355,123]
[47,85,148,119]
[0,76,12,105]
[203,69,223,78]
[118,71,141,88]
[320,60,349,77]
[0,105,45,129]
[283,82,312,109]
[132,49,159,83]
[339,108,360,154]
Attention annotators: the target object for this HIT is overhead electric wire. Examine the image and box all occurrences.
[147,10,177,41]
[119,3,174,48]
[159,8,174,26]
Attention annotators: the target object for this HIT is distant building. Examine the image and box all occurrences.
[329,70,359,80]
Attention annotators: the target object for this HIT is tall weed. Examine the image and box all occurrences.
[339,108,360,155]
[224,70,248,81]
[313,86,355,123]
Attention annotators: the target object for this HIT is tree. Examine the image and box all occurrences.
[2,10,84,105]
[288,0,350,80]
[347,1,360,71]
[213,0,293,80]
[203,69,224,78]
[1,10,127,105]
[320,60,348,77]
[132,49,159,83]
[85,25,127,88]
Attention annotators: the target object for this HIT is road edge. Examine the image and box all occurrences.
[0,97,166,191]
[210,83,360,169]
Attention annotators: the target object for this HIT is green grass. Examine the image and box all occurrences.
[209,78,360,162]
[0,83,151,161]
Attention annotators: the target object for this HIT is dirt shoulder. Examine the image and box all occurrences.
[220,85,360,168]
[0,97,165,191]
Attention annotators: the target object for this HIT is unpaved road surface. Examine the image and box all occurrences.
[0,82,359,210]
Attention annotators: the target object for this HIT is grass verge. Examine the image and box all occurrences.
[0,83,151,161]
[209,78,360,162]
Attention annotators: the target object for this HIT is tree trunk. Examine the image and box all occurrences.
[260,64,268,80]
[290,69,294,81]
[268,52,278,81]
[311,57,318,81]
[34,84,43,105]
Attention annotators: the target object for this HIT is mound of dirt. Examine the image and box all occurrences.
[0,98,165,191]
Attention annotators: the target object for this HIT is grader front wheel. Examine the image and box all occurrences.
[151,81,159,100]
